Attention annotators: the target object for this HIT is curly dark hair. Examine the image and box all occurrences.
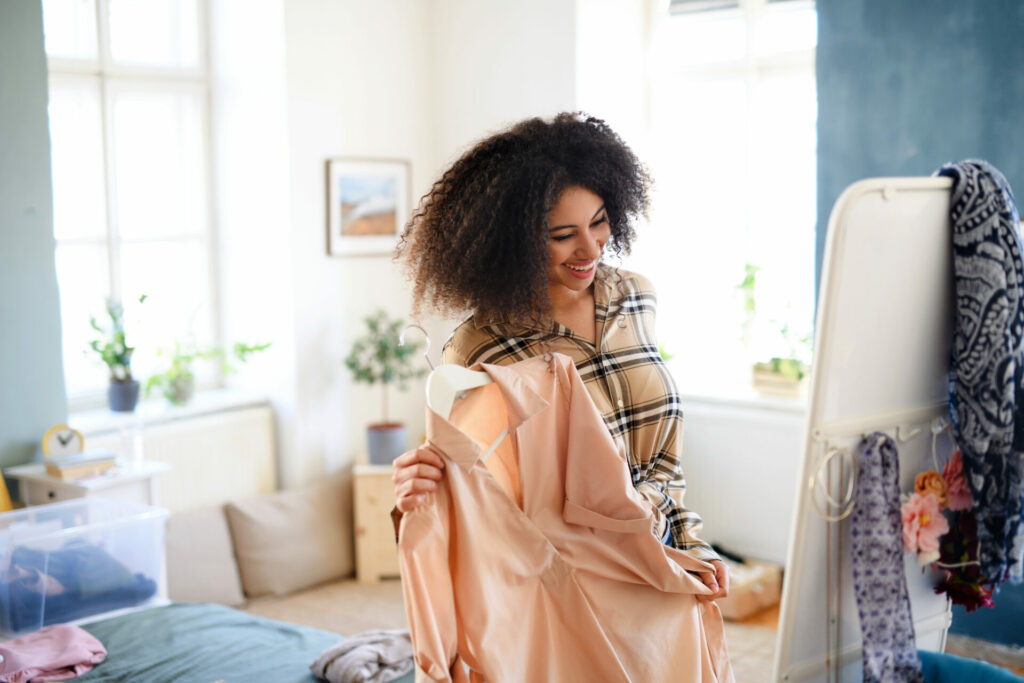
[396,112,652,324]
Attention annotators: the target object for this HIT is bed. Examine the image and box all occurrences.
[75,602,415,683]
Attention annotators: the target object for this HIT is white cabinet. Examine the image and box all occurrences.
[5,461,171,507]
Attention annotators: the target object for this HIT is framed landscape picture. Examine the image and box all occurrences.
[325,157,411,256]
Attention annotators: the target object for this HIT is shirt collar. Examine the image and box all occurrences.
[425,359,550,471]
[470,263,618,333]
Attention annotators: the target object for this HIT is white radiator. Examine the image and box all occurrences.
[679,397,806,565]
[86,405,278,513]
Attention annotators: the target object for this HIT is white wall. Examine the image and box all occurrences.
[575,0,653,156]
[429,0,578,169]
[281,0,435,485]
[211,0,298,486]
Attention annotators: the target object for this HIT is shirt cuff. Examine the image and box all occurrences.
[680,542,722,563]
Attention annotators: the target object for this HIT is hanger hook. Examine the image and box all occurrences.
[896,423,921,443]
[399,323,434,371]
[931,417,951,470]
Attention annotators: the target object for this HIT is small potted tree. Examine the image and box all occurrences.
[345,310,427,464]
[146,336,271,406]
[88,296,145,412]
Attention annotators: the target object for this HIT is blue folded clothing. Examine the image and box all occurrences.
[919,650,1024,682]
[0,540,157,632]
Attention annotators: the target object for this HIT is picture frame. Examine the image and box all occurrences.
[325,157,411,256]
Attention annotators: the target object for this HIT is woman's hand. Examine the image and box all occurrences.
[696,560,731,603]
[393,445,446,512]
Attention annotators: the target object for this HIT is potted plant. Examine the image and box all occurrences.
[737,264,812,397]
[146,337,271,406]
[345,309,427,464]
[88,296,147,412]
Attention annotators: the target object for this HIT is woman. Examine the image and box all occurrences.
[393,112,729,601]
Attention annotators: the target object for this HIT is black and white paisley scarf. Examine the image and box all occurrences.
[938,159,1024,584]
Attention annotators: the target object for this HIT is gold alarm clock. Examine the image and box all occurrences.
[42,423,85,458]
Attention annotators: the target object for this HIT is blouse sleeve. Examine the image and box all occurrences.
[627,271,721,564]
[635,462,721,563]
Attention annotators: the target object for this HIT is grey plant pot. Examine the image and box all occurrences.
[108,379,140,412]
[367,423,407,465]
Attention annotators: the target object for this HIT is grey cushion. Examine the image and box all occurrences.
[165,505,246,606]
[225,474,353,598]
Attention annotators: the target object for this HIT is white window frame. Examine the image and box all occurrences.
[46,0,221,412]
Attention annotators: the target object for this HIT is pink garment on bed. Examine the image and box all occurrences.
[399,353,733,683]
[0,624,107,682]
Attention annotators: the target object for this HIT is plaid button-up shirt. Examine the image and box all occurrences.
[441,264,720,562]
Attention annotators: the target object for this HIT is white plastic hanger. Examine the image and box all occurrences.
[426,364,494,419]
[400,324,505,460]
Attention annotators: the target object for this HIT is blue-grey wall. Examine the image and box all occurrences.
[0,0,68,467]
[816,0,1024,647]
[816,0,1024,289]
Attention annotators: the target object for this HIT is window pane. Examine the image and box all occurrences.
[756,5,818,56]
[107,0,200,68]
[56,243,111,397]
[657,10,746,66]
[111,87,207,239]
[644,76,751,393]
[119,239,215,387]
[748,70,817,363]
[48,78,108,241]
[42,0,98,61]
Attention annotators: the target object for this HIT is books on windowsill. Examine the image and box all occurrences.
[44,450,118,480]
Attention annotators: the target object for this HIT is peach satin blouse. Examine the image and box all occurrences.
[398,354,733,683]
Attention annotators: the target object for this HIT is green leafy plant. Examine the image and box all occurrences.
[737,263,812,386]
[146,336,271,405]
[753,357,809,381]
[344,310,427,424]
[88,295,147,381]
[736,263,761,349]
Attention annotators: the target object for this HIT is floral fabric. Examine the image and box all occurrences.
[851,434,923,683]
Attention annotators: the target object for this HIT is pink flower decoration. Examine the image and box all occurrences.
[901,492,950,558]
[943,450,973,511]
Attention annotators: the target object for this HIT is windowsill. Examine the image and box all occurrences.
[679,386,808,415]
[69,388,272,437]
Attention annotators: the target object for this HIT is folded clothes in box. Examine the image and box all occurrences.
[0,498,167,636]
[716,560,782,622]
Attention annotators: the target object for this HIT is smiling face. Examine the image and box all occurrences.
[546,185,611,297]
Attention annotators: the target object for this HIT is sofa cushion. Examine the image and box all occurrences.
[225,474,353,597]
[166,505,246,606]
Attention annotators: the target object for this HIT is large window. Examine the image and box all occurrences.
[636,0,817,399]
[43,0,217,409]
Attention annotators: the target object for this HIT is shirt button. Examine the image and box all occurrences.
[617,319,627,328]
[617,399,624,408]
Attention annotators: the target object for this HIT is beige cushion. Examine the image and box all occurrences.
[225,474,353,598]
[165,506,246,606]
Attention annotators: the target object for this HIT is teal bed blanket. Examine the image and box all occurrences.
[76,603,415,683]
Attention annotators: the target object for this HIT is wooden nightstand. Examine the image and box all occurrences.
[353,463,400,583]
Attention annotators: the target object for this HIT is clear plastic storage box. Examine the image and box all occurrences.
[0,498,168,636]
